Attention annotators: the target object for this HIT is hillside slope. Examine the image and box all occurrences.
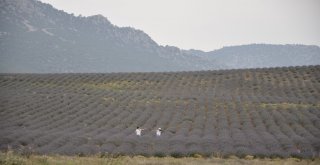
[202,44,320,69]
[0,0,211,73]
[1,0,320,73]
[0,65,319,158]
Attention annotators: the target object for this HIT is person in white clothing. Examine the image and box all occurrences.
[156,128,162,136]
[135,127,144,136]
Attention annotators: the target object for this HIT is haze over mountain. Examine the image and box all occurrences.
[189,44,320,69]
[1,0,320,73]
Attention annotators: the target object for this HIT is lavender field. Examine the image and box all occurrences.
[0,66,320,158]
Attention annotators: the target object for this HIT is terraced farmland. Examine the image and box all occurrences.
[0,66,320,158]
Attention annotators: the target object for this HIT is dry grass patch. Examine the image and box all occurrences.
[1,152,319,165]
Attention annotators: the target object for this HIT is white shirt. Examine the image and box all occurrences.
[156,130,161,136]
[136,129,142,136]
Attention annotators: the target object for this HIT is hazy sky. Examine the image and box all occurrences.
[40,0,320,51]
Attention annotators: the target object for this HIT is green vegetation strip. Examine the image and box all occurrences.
[259,103,320,109]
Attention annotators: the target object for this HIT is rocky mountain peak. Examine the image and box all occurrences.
[88,14,112,26]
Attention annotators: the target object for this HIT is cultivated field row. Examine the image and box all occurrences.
[0,66,319,158]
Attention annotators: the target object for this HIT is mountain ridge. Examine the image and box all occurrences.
[0,0,319,73]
